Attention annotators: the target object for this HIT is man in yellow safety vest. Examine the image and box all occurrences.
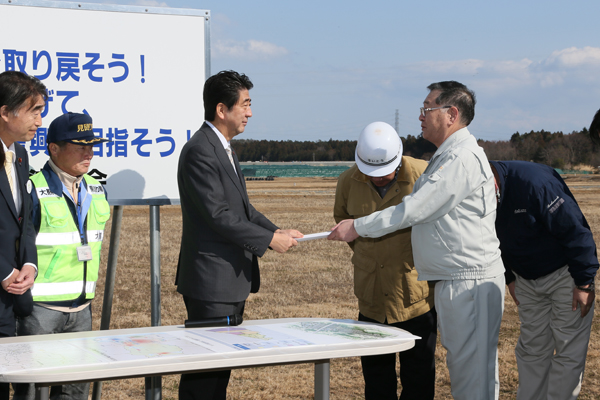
[13,112,110,400]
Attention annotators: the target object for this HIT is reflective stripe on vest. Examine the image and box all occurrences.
[32,281,97,297]
[30,172,109,302]
[36,230,104,246]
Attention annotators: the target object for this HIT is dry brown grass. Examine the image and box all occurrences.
[571,164,598,173]
[87,177,600,399]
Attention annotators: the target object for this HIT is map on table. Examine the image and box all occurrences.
[0,320,417,373]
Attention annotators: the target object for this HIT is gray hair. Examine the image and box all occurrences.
[427,81,476,126]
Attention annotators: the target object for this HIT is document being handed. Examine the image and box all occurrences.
[296,232,331,242]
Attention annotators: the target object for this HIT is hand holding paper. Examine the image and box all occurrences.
[296,232,331,242]
[270,229,304,253]
[327,219,359,242]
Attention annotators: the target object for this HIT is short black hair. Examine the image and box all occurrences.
[590,108,600,145]
[0,71,48,165]
[0,71,47,114]
[427,81,476,126]
[203,70,253,122]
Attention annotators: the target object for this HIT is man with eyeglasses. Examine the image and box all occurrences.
[329,81,505,400]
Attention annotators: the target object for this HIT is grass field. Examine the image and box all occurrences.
[88,176,600,399]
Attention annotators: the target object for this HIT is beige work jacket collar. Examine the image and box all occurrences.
[350,156,415,185]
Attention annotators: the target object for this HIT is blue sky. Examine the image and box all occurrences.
[72,0,600,142]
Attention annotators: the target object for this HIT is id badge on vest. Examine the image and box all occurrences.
[77,245,93,262]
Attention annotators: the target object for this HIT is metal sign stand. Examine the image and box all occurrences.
[91,205,163,400]
[91,205,123,400]
[146,205,162,400]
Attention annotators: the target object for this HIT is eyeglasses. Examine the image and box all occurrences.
[420,105,451,117]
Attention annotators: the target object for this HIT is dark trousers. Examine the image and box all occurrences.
[0,289,15,400]
[13,304,93,400]
[178,296,245,400]
[359,308,437,400]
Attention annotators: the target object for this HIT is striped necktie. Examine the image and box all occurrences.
[226,147,236,169]
[4,151,15,196]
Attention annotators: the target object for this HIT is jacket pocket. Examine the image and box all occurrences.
[44,248,62,280]
[92,200,111,225]
[402,262,430,305]
[352,251,377,305]
[428,171,442,182]
[433,219,453,252]
[43,200,69,228]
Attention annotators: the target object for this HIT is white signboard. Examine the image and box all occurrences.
[0,0,210,205]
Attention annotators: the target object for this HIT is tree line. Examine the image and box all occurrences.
[233,139,355,162]
[233,128,600,169]
[479,128,600,169]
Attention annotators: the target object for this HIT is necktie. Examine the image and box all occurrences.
[4,151,15,196]
[226,147,236,170]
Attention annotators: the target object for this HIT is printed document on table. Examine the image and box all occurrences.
[0,320,417,374]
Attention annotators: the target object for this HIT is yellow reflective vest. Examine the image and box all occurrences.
[30,173,110,302]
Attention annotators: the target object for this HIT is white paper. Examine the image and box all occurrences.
[296,232,331,242]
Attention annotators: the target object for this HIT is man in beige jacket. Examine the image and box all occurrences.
[333,122,436,400]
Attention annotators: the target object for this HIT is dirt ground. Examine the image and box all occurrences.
[54,177,600,399]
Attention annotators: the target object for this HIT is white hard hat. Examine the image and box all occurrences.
[355,121,402,177]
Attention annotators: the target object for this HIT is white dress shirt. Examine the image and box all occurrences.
[206,121,238,176]
[1,139,37,280]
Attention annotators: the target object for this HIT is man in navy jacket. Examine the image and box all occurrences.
[490,160,597,400]
[590,108,600,145]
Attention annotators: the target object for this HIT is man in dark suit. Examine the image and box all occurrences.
[176,70,302,400]
[0,70,47,399]
[589,108,600,145]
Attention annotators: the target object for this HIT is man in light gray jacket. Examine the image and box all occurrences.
[329,81,505,400]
